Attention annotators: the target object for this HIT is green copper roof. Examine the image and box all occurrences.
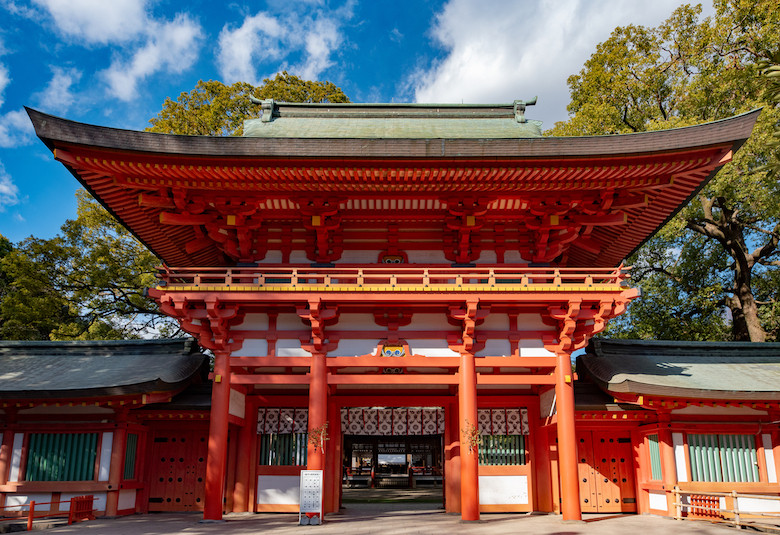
[243,100,543,139]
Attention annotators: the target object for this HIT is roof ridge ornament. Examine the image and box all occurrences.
[249,95,275,122]
[514,97,537,123]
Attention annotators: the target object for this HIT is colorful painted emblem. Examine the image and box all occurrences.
[381,344,405,357]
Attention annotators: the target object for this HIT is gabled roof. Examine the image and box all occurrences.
[581,338,780,401]
[0,338,206,399]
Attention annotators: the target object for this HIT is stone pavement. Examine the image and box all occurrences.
[38,504,741,535]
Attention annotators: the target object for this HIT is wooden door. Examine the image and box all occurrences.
[148,430,208,512]
[577,431,637,513]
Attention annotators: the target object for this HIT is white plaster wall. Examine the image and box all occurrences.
[737,496,780,513]
[478,475,528,505]
[480,314,510,330]
[289,250,310,264]
[5,494,52,511]
[406,250,448,264]
[60,492,107,512]
[518,339,555,357]
[405,340,459,357]
[339,250,383,263]
[648,491,668,511]
[9,433,23,482]
[672,432,688,483]
[516,314,549,331]
[763,434,777,483]
[335,314,382,331]
[117,489,137,511]
[258,250,283,263]
[329,339,379,357]
[98,432,113,482]
[503,250,527,265]
[257,475,300,505]
[232,339,269,357]
[474,339,512,357]
[241,313,269,330]
[398,314,452,332]
[277,313,305,330]
[476,250,498,264]
[229,389,246,419]
[276,339,310,357]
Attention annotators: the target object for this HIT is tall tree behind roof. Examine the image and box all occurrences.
[549,0,780,342]
[146,72,350,137]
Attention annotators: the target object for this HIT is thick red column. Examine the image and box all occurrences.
[554,351,581,521]
[105,410,129,516]
[307,352,328,471]
[657,412,678,514]
[458,352,480,521]
[204,350,231,521]
[233,398,256,513]
[444,401,461,513]
[0,409,18,510]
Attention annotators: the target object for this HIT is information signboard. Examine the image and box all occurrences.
[299,470,323,525]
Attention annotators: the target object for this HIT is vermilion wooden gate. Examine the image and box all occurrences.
[148,430,208,511]
[577,431,636,513]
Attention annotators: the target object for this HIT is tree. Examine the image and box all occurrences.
[147,71,350,136]
[0,191,175,340]
[550,0,780,341]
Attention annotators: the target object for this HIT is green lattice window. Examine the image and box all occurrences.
[124,433,139,480]
[688,434,760,483]
[25,433,98,482]
[259,434,308,466]
[478,435,526,466]
[647,434,662,480]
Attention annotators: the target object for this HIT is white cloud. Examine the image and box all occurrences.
[390,28,403,43]
[411,0,716,126]
[0,160,20,211]
[0,64,9,108]
[32,66,82,113]
[101,13,203,101]
[13,212,25,222]
[0,109,34,148]
[30,0,149,45]
[216,6,350,85]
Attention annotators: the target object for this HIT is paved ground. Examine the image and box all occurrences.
[35,504,747,535]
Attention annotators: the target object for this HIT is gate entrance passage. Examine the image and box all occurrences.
[344,435,443,489]
[577,430,637,513]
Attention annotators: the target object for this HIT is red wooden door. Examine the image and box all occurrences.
[148,430,208,512]
[577,431,637,513]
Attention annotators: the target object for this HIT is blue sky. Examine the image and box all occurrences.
[0,0,715,244]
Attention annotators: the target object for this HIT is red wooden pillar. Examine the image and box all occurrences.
[554,350,581,521]
[233,398,256,513]
[458,352,479,521]
[204,350,231,521]
[0,409,18,510]
[307,351,328,471]
[657,413,677,514]
[325,402,340,513]
[444,400,461,513]
[105,409,129,516]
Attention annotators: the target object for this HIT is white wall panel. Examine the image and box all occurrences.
[229,389,246,419]
[518,339,555,357]
[276,339,310,357]
[117,489,137,511]
[289,250,310,264]
[336,314,382,331]
[60,492,107,512]
[406,250,447,264]
[763,434,777,483]
[480,314,510,330]
[329,339,379,357]
[232,339,268,357]
[648,491,668,511]
[474,339,512,357]
[405,340,459,357]
[258,250,283,263]
[257,475,300,505]
[503,250,526,265]
[672,432,688,483]
[276,314,305,330]
[98,432,113,481]
[478,475,528,505]
[398,314,452,332]
[9,433,24,482]
[5,494,52,511]
[339,250,382,263]
[516,314,549,331]
[476,250,497,264]
[240,313,269,330]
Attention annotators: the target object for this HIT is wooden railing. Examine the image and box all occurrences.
[0,495,95,530]
[155,265,630,293]
[673,487,780,531]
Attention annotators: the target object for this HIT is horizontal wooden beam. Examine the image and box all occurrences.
[476,373,556,385]
[229,356,558,369]
[231,374,310,385]
[327,374,458,385]
[231,357,312,367]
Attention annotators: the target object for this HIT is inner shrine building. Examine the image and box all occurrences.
[20,102,761,522]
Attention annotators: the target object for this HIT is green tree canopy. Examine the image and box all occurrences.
[146,71,350,136]
[550,0,780,341]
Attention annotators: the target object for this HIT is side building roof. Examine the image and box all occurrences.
[581,338,780,401]
[0,338,206,400]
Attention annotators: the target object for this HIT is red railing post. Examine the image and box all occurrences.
[27,501,35,531]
